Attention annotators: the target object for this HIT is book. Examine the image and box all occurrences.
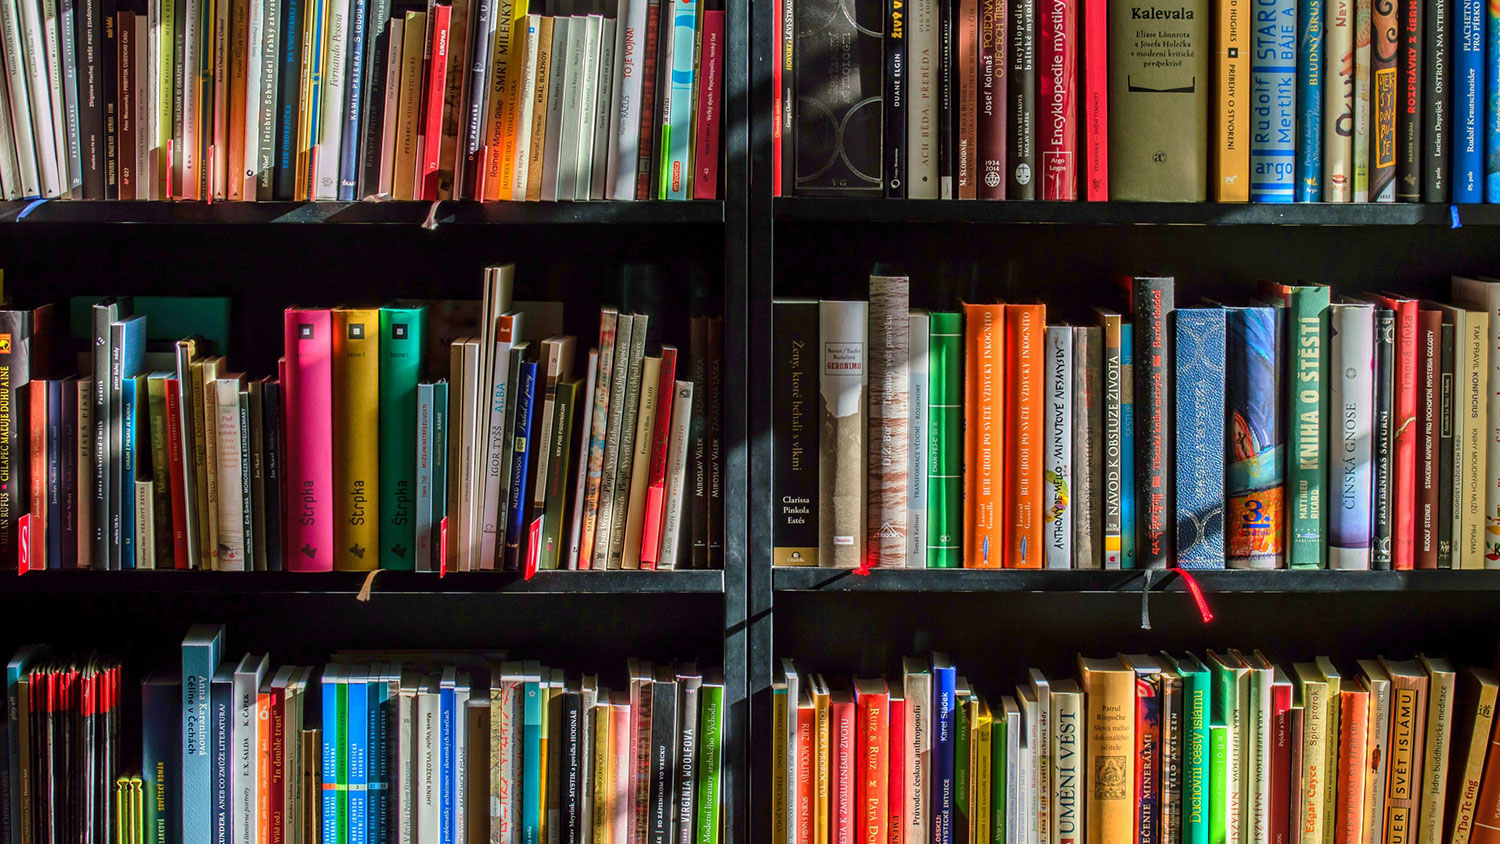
[1261,282,1331,569]
[1080,657,1136,844]
[909,311,930,568]
[1176,308,1226,569]
[1073,326,1103,569]
[819,301,867,569]
[1226,307,1285,569]
[929,311,964,568]
[1297,0,1324,201]
[1372,0,1397,200]
[1131,278,1174,569]
[1324,0,1355,199]
[1383,659,1431,844]
[1005,304,1043,568]
[284,309,334,571]
[1250,0,1297,201]
[868,276,910,569]
[378,307,425,570]
[1446,668,1498,844]
[792,0,882,194]
[1452,0,1483,201]
[964,303,1005,569]
[332,309,380,571]
[1043,325,1073,570]
[1329,303,1376,570]
[1107,0,1210,200]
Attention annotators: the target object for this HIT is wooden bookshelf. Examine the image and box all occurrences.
[0,199,728,225]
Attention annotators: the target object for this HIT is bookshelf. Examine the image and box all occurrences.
[0,199,730,225]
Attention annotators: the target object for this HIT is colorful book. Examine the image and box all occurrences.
[1131,278,1174,569]
[378,306,426,570]
[930,312,964,567]
[1324,0,1355,199]
[1251,0,1298,201]
[1043,325,1073,570]
[1296,0,1324,200]
[1372,0,1398,200]
[1329,303,1376,570]
[283,309,334,571]
[333,308,380,571]
[1225,307,1284,569]
[1121,322,1136,569]
[1453,0,1484,201]
[1006,304,1044,568]
[965,303,1005,568]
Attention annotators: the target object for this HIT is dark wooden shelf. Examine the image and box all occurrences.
[0,568,725,595]
[772,567,1500,593]
[775,198,1500,226]
[0,199,725,225]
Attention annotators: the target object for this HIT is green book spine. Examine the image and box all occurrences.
[538,379,581,571]
[1183,662,1212,844]
[336,677,349,844]
[992,715,1006,844]
[1209,724,1228,844]
[377,306,426,570]
[146,374,174,568]
[1287,287,1331,568]
[928,311,964,567]
[955,697,971,841]
[695,681,724,844]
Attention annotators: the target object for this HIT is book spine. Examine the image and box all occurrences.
[1354,0,1372,198]
[416,386,433,570]
[1175,309,1227,569]
[957,0,978,198]
[1396,0,1423,200]
[1389,301,1418,570]
[1372,309,1396,569]
[1084,666,1136,844]
[1438,324,1457,568]
[1043,326,1073,570]
[909,314,930,568]
[1250,0,1297,202]
[379,309,424,570]
[1296,0,1323,200]
[1423,0,1447,199]
[337,0,368,199]
[419,5,452,200]
[1385,681,1425,844]
[886,0,906,197]
[1005,315,1043,566]
[1372,0,1398,200]
[934,666,957,844]
[273,0,303,198]
[283,310,334,572]
[1119,324,1135,568]
[634,0,662,199]
[262,382,282,571]
[332,310,379,572]
[1215,0,1251,200]
[1324,0,1353,199]
[1036,0,1075,198]
[213,673,233,844]
[939,0,953,198]
[964,304,1005,569]
[1099,316,1122,567]
[1329,305,1375,571]
[909,0,939,197]
[539,379,580,572]
[1453,0,1483,201]
[869,278,910,568]
[1132,278,1174,569]
[503,363,537,571]
[1418,312,1441,569]
[1073,327,1103,569]
[819,302,868,569]
[1287,288,1331,569]
[1007,0,1035,198]
[1417,668,1454,844]
[1137,679,1161,844]
[694,11,722,199]
[1226,308,1285,568]
[928,312,964,568]
[0,312,26,567]
[977,0,1005,198]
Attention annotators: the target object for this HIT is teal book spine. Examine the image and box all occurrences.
[1287,287,1331,568]
[378,306,426,570]
[928,311,964,567]
[431,382,448,568]
[522,677,542,844]
[1208,724,1229,844]
[1183,661,1212,844]
[121,375,139,568]
[660,0,699,199]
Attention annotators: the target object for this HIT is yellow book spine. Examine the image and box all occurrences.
[488,0,530,198]
[394,12,428,200]
[816,688,831,844]
[975,701,993,844]
[524,15,553,202]
[773,689,790,844]
[295,0,320,200]
[333,308,380,571]
[591,703,612,844]
[1387,685,1424,844]
[1081,661,1136,844]
[1297,671,1328,844]
[1325,672,1344,844]
[1214,0,1250,201]
[1462,312,1490,569]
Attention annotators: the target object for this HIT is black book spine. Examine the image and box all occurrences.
[650,0,674,198]
[60,380,76,569]
[1006,0,1034,198]
[0,312,29,568]
[674,678,700,844]
[78,0,106,198]
[561,690,583,844]
[239,396,253,568]
[1396,0,1423,200]
[705,316,722,569]
[455,0,489,198]
[938,0,953,197]
[262,381,281,571]
[885,0,906,197]
[1131,277,1173,570]
[771,301,819,565]
[1372,308,1395,569]
[791,0,884,195]
[647,676,678,844]
[689,316,708,569]
[780,0,795,195]
[101,0,118,198]
[108,322,124,570]
[45,381,61,569]
[91,304,114,571]
[1423,0,1448,200]
[274,0,305,199]
[1437,322,1455,568]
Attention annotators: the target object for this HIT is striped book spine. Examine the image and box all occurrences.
[868,276,910,568]
[1175,308,1227,569]
[1251,0,1298,201]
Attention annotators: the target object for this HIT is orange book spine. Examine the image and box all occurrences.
[797,705,816,844]
[1005,304,1045,568]
[257,691,272,844]
[1469,716,1500,844]
[964,304,1006,567]
[1335,687,1370,844]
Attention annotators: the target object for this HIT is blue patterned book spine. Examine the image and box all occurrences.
[1297,0,1325,200]
[1175,308,1227,569]
[1121,323,1136,569]
[1455,0,1485,201]
[1488,0,1500,200]
[1252,0,1299,201]
[1226,307,1285,569]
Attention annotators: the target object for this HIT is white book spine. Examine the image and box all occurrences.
[908,311,930,568]
[555,14,586,199]
[314,0,350,199]
[567,351,600,569]
[1329,303,1375,570]
[1030,675,1050,844]
[657,380,693,568]
[906,0,938,198]
[135,480,156,568]
[417,688,440,844]
[215,381,246,570]
[1253,669,1273,844]
[232,668,258,844]
[1044,325,1073,569]
[511,13,540,199]
[242,0,266,199]
[589,16,615,199]
[453,685,469,844]
[1226,680,1243,844]
[0,45,20,198]
[903,670,931,844]
[574,13,602,199]
[1018,698,1033,844]
[782,667,799,844]
[180,0,200,197]
[460,343,483,570]
[0,0,41,197]
[135,16,151,193]
[1352,0,1372,201]
[397,684,415,844]
[34,0,68,193]
[377,17,405,197]
[606,0,646,199]
[1450,277,1500,569]
[1005,706,1021,844]
[478,338,516,569]
[1322,0,1354,201]
[540,16,572,201]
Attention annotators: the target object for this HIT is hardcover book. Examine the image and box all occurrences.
[1249,0,1297,201]
[1008,0,1037,197]
[819,301,868,568]
[1130,277,1174,569]
[1371,0,1397,200]
[1175,308,1227,569]
[1037,0,1076,198]
[378,306,425,570]
[1005,304,1044,568]
[868,276,910,568]
[1324,0,1354,199]
[910,311,930,567]
[333,308,380,571]
[1108,0,1210,200]
[1226,307,1284,569]
[1043,325,1073,570]
[1452,0,1483,201]
[283,308,334,571]
[1296,0,1324,200]
[794,0,884,195]
[1329,303,1376,570]
[929,311,964,568]
[1095,310,1125,567]
[965,304,1005,568]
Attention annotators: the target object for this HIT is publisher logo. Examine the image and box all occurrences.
[0,334,12,354]
[349,323,365,340]
[298,324,314,340]
[393,323,408,340]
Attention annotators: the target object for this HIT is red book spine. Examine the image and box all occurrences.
[165,378,190,569]
[1416,309,1441,568]
[1082,0,1108,199]
[886,698,905,844]
[640,346,679,567]
[28,380,45,568]
[270,686,286,844]
[772,0,783,197]
[283,309,334,572]
[1469,714,1500,844]
[857,688,888,844]
[693,12,723,200]
[635,1,664,200]
[418,5,453,201]
[978,0,1007,198]
[796,706,815,844]
[1378,297,1418,569]
[1036,0,1078,199]
[832,696,857,844]
[1270,682,1294,844]
[1135,676,1160,844]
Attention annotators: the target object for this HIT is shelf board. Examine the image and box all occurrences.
[0,199,725,225]
[772,567,1500,593]
[775,198,1499,227]
[0,568,725,595]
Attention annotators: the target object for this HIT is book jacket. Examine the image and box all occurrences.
[1225,307,1284,569]
[819,301,868,568]
[1107,0,1210,200]
[1175,308,1226,569]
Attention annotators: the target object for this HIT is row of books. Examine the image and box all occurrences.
[0,0,724,202]
[0,264,726,573]
[771,652,1489,844]
[775,0,1495,202]
[3,625,726,844]
[772,274,1500,570]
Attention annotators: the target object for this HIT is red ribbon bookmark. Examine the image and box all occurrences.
[1175,568,1215,623]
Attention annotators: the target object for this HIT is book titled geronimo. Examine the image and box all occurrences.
[868,277,910,568]
[1107,0,1210,200]
[964,303,1006,568]
[819,301,868,568]
[1006,304,1044,568]
[794,0,884,195]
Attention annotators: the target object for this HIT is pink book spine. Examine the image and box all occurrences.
[693,11,724,200]
[1083,0,1108,200]
[639,347,679,567]
[1038,0,1078,199]
[418,5,453,201]
[283,309,334,572]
